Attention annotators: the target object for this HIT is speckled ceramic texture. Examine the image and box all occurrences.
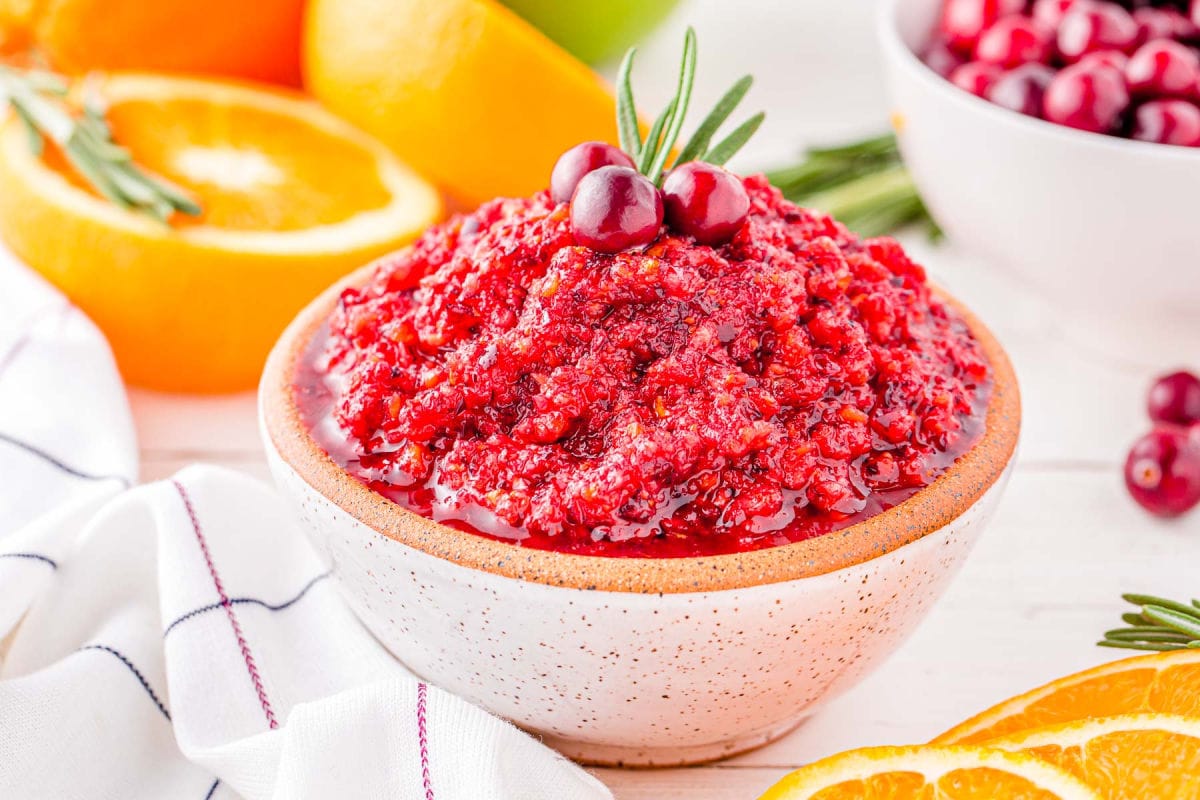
[259,258,1021,766]
[265,439,1011,765]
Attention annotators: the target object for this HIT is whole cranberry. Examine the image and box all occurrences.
[1043,61,1130,132]
[1148,370,1200,425]
[976,16,1055,67]
[1132,7,1196,45]
[1033,0,1085,30]
[940,0,1026,52]
[1192,0,1200,30]
[1057,2,1140,62]
[662,162,750,246]
[569,166,663,253]
[1124,426,1200,517]
[1078,49,1130,72]
[987,63,1058,116]
[550,142,635,204]
[950,60,1005,95]
[1132,98,1200,145]
[1125,39,1200,97]
[923,38,968,77]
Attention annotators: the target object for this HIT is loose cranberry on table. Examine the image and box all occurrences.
[1125,39,1200,98]
[661,161,750,246]
[568,165,663,253]
[1057,3,1139,63]
[940,0,1026,52]
[975,15,1054,68]
[1124,426,1200,518]
[987,63,1056,116]
[1133,98,1200,144]
[1043,61,1130,132]
[550,141,635,204]
[951,60,1004,96]
[1148,370,1200,426]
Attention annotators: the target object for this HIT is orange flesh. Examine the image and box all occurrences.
[46,96,395,230]
[811,768,1069,799]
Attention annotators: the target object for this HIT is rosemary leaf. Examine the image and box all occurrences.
[1143,605,1200,639]
[1124,594,1200,618]
[615,48,641,157]
[676,75,752,165]
[647,26,698,183]
[1104,628,1194,643]
[1098,640,1191,652]
[704,111,765,166]
[1122,612,1151,626]
[637,100,673,174]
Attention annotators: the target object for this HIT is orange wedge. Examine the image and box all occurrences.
[757,745,1100,799]
[935,651,1200,745]
[304,0,617,208]
[985,713,1200,799]
[0,73,442,392]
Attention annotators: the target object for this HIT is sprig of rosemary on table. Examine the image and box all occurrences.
[616,27,765,185]
[0,65,201,223]
[766,133,941,240]
[1099,594,1200,652]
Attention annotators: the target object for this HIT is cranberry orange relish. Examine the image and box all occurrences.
[296,30,992,558]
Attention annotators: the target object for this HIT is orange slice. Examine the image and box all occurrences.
[0,73,442,392]
[935,650,1200,745]
[987,714,1200,799]
[757,745,1101,799]
[304,0,618,208]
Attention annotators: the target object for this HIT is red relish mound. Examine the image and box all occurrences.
[297,176,990,558]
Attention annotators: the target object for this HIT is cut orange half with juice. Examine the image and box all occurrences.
[0,73,442,392]
[757,745,1100,800]
[935,650,1200,745]
[987,713,1200,800]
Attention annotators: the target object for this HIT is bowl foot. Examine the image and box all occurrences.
[540,715,808,768]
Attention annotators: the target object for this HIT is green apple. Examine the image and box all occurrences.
[500,0,681,65]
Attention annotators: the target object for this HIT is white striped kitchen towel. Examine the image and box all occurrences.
[0,253,611,800]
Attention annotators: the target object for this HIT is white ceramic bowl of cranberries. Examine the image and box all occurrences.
[878,0,1200,366]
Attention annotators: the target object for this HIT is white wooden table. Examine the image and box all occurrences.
[129,4,1199,796]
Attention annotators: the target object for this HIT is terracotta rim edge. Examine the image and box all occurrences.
[262,258,1021,594]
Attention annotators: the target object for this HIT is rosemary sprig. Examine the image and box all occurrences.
[0,65,201,223]
[766,133,942,240]
[1098,593,1200,652]
[615,27,765,185]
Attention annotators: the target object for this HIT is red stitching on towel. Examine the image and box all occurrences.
[173,479,278,730]
[417,682,434,800]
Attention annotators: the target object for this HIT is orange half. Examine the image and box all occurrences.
[935,650,1200,745]
[0,73,442,391]
[757,745,1101,800]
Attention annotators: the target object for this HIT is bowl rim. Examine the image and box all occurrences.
[877,0,1200,161]
[261,256,1020,595]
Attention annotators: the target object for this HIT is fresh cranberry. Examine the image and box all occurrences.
[950,60,1005,95]
[662,162,750,246]
[1033,0,1086,30]
[1191,0,1200,31]
[1133,7,1196,45]
[1057,2,1140,62]
[987,63,1057,116]
[1078,49,1130,72]
[976,16,1055,67]
[1124,426,1200,517]
[550,142,635,205]
[1043,61,1130,132]
[1132,98,1200,144]
[569,166,663,253]
[1148,370,1200,425]
[923,38,968,77]
[940,0,1026,52]
[1125,39,1200,97]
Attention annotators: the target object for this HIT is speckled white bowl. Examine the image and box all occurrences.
[260,264,1020,767]
[879,0,1200,366]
